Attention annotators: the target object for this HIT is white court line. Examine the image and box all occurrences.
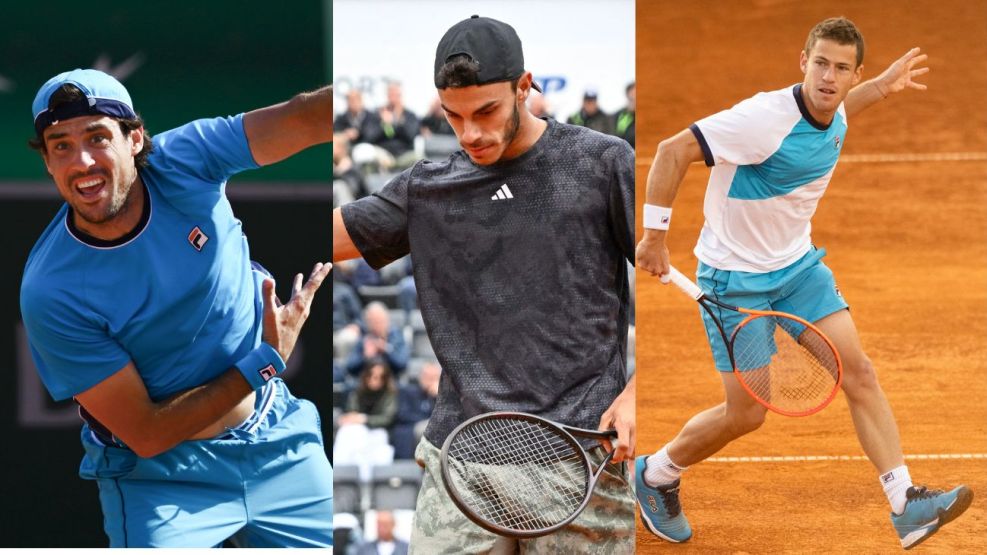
[708,453,987,463]
[839,152,987,163]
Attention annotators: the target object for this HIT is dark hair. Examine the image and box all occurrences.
[625,81,635,95]
[805,17,865,67]
[28,84,154,168]
[360,357,397,393]
[435,55,519,91]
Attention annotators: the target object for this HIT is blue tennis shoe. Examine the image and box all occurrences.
[635,456,692,542]
[891,484,973,549]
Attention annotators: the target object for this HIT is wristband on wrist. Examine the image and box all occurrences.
[644,204,673,230]
[235,342,286,390]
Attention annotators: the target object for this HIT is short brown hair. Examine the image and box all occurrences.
[28,84,154,168]
[805,17,865,67]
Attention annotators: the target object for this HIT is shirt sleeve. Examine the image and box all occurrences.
[149,114,260,187]
[21,289,131,401]
[690,92,789,168]
[608,139,635,265]
[339,168,412,269]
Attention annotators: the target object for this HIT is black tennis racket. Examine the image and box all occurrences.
[664,265,843,417]
[440,412,617,538]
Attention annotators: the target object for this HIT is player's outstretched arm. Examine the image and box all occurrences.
[845,48,929,118]
[636,129,704,278]
[598,373,635,463]
[75,262,331,458]
[243,85,332,166]
[333,207,362,262]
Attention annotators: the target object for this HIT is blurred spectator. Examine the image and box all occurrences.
[390,362,440,459]
[528,94,554,119]
[419,97,455,138]
[345,302,410,377]
[567,89,613,135]
[334,134,368,204]
[339,359,398,429]
[334,89,380,145]
[614,81,636,148]
[333,281,363,361]
[356,511,408,555]
[367,82,420,168]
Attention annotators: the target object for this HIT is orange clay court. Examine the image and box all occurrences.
[634,1,986,552]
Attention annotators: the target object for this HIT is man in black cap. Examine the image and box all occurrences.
[333,15,635,553]
[567,89,615,136]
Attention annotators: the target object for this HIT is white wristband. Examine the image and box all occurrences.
[644,204,672,230]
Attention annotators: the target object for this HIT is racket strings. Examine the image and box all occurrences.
[446,418,589,532]
[732,314,840,414]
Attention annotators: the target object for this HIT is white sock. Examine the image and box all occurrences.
[644,445,686,488]
[881,465,913,515]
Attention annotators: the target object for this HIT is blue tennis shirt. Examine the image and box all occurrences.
[21,115,263,402]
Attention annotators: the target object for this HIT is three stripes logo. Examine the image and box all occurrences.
[491,184,514,201]
[258,364,278,382]
[187,226,209,251]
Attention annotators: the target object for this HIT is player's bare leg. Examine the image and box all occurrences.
[813,309,904,473]
[665,372,768,467]
[636,372,766,543]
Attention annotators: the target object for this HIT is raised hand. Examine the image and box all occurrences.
[262,262,332,362]
[875,47,929,96]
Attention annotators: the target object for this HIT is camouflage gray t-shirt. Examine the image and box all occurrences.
[341,119,634,447]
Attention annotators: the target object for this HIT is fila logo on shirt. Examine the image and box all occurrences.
[491,184,514,201]
[833,136,841,150]
[187,226,209,251]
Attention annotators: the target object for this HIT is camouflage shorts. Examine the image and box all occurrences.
[409,437,634,554]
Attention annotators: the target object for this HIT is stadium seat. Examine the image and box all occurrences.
[423,134,461,160]
[365,171,398,194]
[334,464,364,515]
[411,332,435,359]
[408,309,426,333]
[370,461,423,510]
[357,284,401,309]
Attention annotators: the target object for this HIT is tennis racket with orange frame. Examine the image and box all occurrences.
[664,265,843,417]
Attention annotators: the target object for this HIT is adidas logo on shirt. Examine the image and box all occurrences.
[491,184,514,200]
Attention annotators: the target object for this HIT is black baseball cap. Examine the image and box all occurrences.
[434,15,542,92]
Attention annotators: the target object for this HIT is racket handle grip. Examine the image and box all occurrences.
[668,266,704,300]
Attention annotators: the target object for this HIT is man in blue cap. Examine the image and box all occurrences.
[21,68,333,547]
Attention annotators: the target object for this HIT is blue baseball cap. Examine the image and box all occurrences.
[32,69,137,136]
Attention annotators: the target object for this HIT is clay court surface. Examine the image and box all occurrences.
[634,1,987,552]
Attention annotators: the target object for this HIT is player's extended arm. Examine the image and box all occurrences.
[845,48,929,118]
[598,373,635,464]
[636,129,705,278]
[333,207,361,262]
[243,86,332,166]
[75,262,331,458]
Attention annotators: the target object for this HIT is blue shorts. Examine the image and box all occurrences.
[696,247,848,372]
[79,379,333,547]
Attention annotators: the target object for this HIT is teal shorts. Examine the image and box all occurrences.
[79,379,333,547]
[696,247,848,372]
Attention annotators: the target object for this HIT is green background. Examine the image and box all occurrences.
[0,1,330,181]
